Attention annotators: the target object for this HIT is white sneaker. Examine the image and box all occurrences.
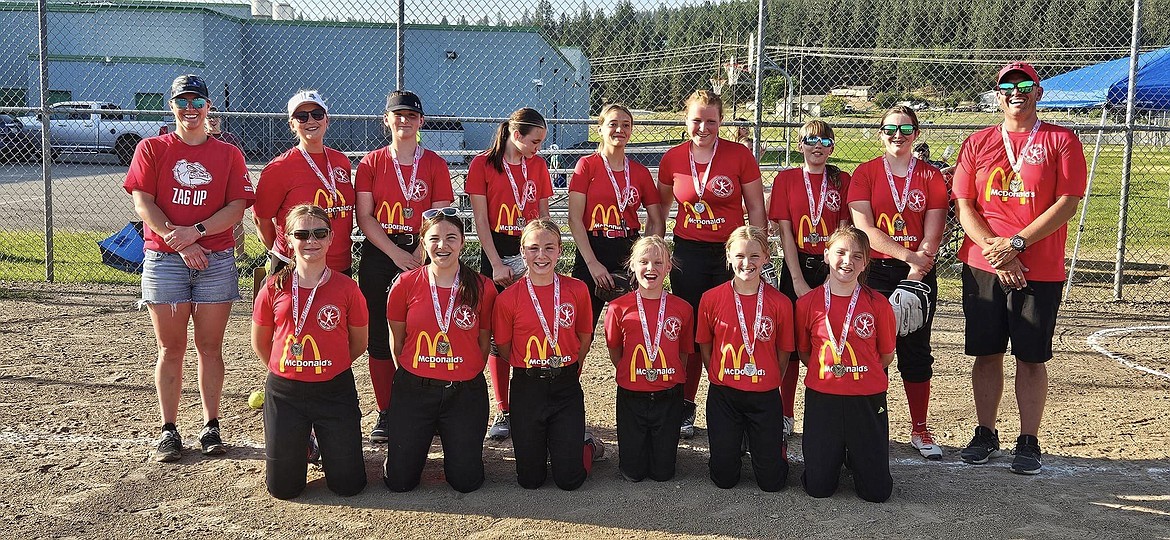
[783,416,795,438]
[911,429,943,460]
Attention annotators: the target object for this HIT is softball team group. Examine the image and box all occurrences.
[127,63,1085,503]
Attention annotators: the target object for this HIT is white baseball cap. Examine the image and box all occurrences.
[287,90,328,118]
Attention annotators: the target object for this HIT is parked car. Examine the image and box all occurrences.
[0,114,40,162]
[20,102,172,165]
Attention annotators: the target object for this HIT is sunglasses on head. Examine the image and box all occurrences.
[289,228,331,240]
[801,136,834,147]
[997,80,1037,95]
[173,97,207,110]
[291,109,327,123]
[422,207,460,220]
[880,124,916,137]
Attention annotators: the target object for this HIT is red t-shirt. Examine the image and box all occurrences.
[387,268,496,382]
[952,123,1088,281]
[493,276,593,369]
[465,154,553,235]
[796,284,895,396]
[254,147,356,272]
[659,138,762,242]
[768,167,853,255]
[252,271,369,383]
[847,157,948,258]
[569,153,660,234]
[354,147,454,235]
[604,291,694,391]
[696,282,795,392]
[123,133,254,252]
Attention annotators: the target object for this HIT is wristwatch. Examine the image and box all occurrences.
[1009,234,1027,252]
[194,222,207,237]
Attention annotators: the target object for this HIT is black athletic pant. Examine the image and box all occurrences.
[616,384,684,482]
[479,231,520,286]
[778,252,829,302]
[510,363,587,490]
[801,388,892,503]
[572,234,638,328]
[670,237,733,317]
[382,370,489,493]
[264,369,367,500]
[358,238,415,360]
[706,383,788,492]
[865,260,938,383]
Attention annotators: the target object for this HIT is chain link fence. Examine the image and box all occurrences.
[1,0,1167,303]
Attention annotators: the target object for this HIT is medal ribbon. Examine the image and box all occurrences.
[731,280,766,361]
[390,144,424,202]
[688,138,719,203]
[603,155,631,213]
[297,146,337,201]
[881,155,917,214]
[525,274,561,354]
[292,268,330,344]
[823,284,861,361]
[428,268,460,338]
[802,166,830,229]
[635,291,669,370]
[1000,120,1041,174]
[503,157,530,215]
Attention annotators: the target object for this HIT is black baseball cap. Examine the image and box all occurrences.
[171,74,209,100]
[386,91,424,115]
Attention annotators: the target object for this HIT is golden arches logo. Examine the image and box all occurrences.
[717,343,760,384]
[590,204,622,230]
[797,215,831,249]
[817,340,861,380]
[524,335,564,367]
[629,344,671,383]
[876,212,910,248]
[314,188,350,217]
[681,201,718,231]
[414,330,455,370]
[983,167,1028,205]
[281,334,323,374]
[496,204,522,232]
[376,201,406,226]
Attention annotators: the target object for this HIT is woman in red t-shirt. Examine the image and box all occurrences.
[847,106,948,461]
[696,226,794,492]
[251,204,370,500]
[467,107,553,442]
[382,208,496,493]
[493,219,598,490]
[604,235,693,482]
[795,226,895,502]
[766,119,852,439]
[568,104,664,327]
[354,90,454,444]
[652,90,767,439]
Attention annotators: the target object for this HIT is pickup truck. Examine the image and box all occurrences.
[20,101,172,165]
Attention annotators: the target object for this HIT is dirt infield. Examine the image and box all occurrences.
[3,281,1168,539]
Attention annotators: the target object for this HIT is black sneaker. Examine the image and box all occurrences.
[680,400,697,440]
[153,428,182,462]
[199,425,227,455]
[487,411,511,441]
[960,425,1004,464]
[1010,435,1043,475]
[370,409,390,443]
[307,429,321,466]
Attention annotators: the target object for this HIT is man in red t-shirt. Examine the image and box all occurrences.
[952,62,1087,475]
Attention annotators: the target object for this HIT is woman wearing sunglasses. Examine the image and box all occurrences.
[382,207,496,493]
[466,107,553,441]
[255,90,355,278]
[252,204,369,499]
[766,119,852,438]
[355,90,454,444]
[847,105,948,461]
[124,74,254,463]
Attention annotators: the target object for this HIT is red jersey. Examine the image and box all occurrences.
[659,138,762,242]
[354,146,454,235]
[696,282,795,392]
[123,133,254,253]
[252,271,369,383]
[767,167,853,255]
[569,153,660,234]
[795,284,895,396]
[847,157,948,258]
[952,123,1088,281]
[387,268,496,382]
[254,147,356,272]
[465,154,553,235]
[604,291,694,391]
[493,276,593,369]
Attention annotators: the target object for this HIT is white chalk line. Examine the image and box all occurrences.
[1087,325,1170,380]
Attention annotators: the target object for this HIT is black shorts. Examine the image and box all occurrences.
[961,265,1063,363]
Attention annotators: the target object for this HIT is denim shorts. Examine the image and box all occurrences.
[141,248,241,305]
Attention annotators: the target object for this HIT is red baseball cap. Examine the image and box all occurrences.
[997,62,1040,84]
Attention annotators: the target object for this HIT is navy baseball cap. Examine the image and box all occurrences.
[171,74,210,100]
[386,91,424,115]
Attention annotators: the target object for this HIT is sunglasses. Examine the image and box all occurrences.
[880,124,916,137]
[997,80,1037,95]
[172,97,207,110]
[422,207,460,220]
[801,136,834,147]
[289,228,331,240]
[291,109,327,123]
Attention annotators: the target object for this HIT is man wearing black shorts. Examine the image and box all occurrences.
[951,62,1087,475]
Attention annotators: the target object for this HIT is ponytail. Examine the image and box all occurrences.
[484,107,547,173]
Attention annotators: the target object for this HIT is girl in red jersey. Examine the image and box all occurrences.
[254,90,355,276]
[604,235,694,482]
[568,104,664,327]
[493,219,595,490]
[251,204,370,500]
[847,106,948,461]
[795,226,896,502]
[652,90,767,439]
[766,120,852,439]
[696,226,794,492]
[467,107,553,441]
[382,207,496,493]
[355,90,455,444]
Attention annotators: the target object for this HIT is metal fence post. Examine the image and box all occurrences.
[751,0,765,160]
[396,0,405,90]
[1114,0,1143,301]
[37,0,53,282]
